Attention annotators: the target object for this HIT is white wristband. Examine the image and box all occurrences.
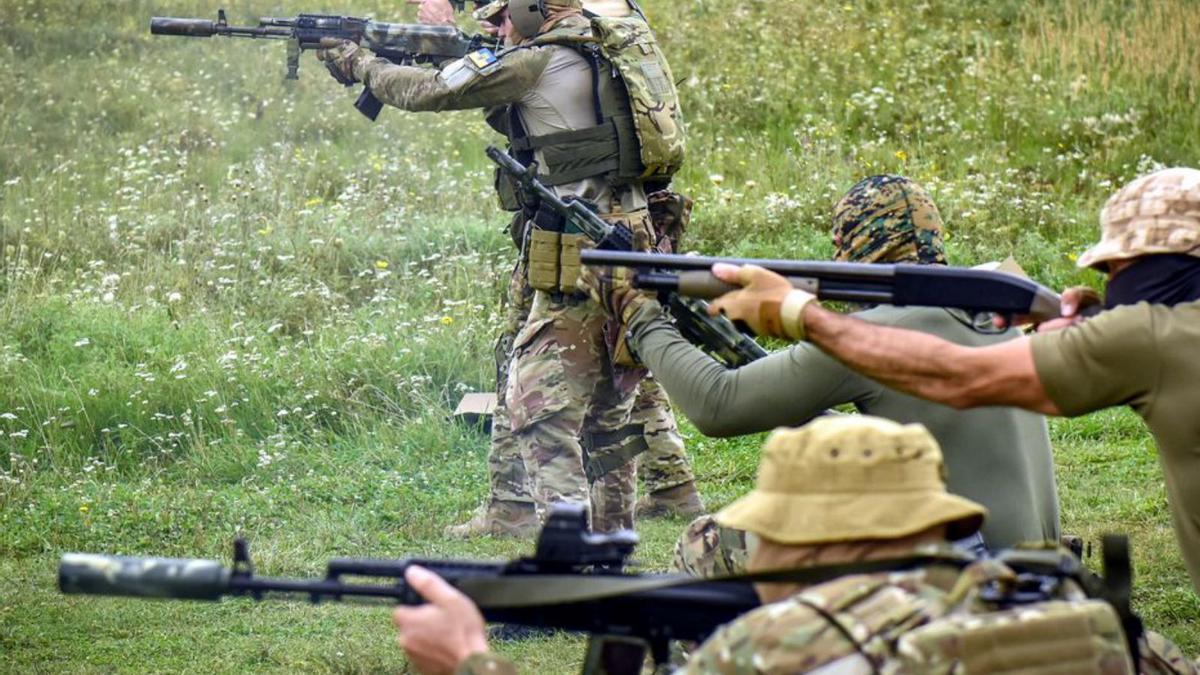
[779,290,816,340]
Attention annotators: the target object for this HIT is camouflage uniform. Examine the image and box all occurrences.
[324,3,690,531]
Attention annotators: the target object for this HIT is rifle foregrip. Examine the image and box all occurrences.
[150,18,218,37]
[59,553,230,600]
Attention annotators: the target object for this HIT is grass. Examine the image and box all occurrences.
[2,0,1198,671]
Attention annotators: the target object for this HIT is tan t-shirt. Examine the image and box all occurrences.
[1031,299,1200,593]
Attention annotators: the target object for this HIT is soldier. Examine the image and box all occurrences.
[318,0,686,531]
[582,175,1061,551]
[391,416,1198,674]
[706,167,1200,596]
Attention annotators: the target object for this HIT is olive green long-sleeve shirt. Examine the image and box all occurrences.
[627,302,1060,550]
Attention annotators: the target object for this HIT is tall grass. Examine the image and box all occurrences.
[2,0,1198,670]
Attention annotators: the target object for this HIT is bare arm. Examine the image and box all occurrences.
[803,304,1062,415]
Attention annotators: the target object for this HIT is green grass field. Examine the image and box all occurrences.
[2,0,1198,671]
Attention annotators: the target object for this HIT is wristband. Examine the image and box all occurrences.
[779,290,815,340]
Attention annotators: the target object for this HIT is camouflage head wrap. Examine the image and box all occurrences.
[832,175,947,265]
[1077,167,1200,271]
[473,0,508,24]
[715,416,986,544]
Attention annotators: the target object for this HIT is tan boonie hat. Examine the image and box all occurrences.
[716,416,986,544]
[473,0,508,23]
[1077,167,1200,270]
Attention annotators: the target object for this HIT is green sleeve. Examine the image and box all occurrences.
[454,652,518,675]
[626,302,875,437]
[1029,303,1159,417]
[358,47,552,112]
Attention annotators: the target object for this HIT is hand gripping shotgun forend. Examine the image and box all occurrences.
[486,146,768,367]
[59,505,1145,674]
[149,7,497,120]
[580,250,1078,325]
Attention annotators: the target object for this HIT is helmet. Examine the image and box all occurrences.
[715,416,986,544]
[1077,167,1200,271]
[508,0,581,38]
[832,174,946,265]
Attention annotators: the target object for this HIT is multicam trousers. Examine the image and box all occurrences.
[487,212,695,531]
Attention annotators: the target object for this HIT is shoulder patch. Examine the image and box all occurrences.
[467,48,499,71]
[438,48,501,92]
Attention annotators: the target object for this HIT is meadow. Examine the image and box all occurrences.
[1,0,1198,671]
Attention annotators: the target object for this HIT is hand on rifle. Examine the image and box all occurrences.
[407,0,457,27]
[578,265,654,323]
[707,264,816,340]
[993,285,1102,332]
[392,565,490,675]
[316,40,368,85]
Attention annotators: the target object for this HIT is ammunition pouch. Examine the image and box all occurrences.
[897,600,1134,674]
[524,202,599,295]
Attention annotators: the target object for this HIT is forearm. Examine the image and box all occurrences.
[360,60,462,112]
[803,305,1058,414]
[629,304,828,435]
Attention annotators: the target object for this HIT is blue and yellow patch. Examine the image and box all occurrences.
[467,48,499,70]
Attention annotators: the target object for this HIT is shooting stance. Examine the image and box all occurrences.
[393,415,1197,674]
[704,167,1200,597]
[581,175,1061,551]
[317,0,686,532]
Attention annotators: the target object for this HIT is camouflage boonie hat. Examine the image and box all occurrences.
[832,175,947,265]
[716,416,986,544]
[473,0,508,23]
[1078,167,1200,271]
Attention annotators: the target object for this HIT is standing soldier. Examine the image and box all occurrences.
[318,0,687,531]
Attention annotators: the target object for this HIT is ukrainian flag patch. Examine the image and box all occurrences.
[467,48,499,70]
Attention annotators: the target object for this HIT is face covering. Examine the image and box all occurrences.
[1103,254,1200,310]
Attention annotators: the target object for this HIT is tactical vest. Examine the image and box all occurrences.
[507,14,686,190]
[798,554,1137,674]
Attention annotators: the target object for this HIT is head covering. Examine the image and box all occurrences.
[1077,167,1200,271]
[473,0,508,24]
[832,175,947,265]
[716,416,985,544]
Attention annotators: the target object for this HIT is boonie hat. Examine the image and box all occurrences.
[716,416,985,544]
[1078,167,1200,270]
[832,175,947,265]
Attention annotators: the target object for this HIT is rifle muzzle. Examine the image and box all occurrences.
[150,18,220,37]
[59,553,231,600]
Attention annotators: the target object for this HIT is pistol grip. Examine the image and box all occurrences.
[355,88,383,121]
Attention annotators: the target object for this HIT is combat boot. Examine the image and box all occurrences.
[444,500,539,539]
[636,481,705,519]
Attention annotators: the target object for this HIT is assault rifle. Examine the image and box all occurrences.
[62,504,758,671]
[150,7,497,120]
[486,146,768,367]
[580,250,1070,324]
[59,505,1143,672]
